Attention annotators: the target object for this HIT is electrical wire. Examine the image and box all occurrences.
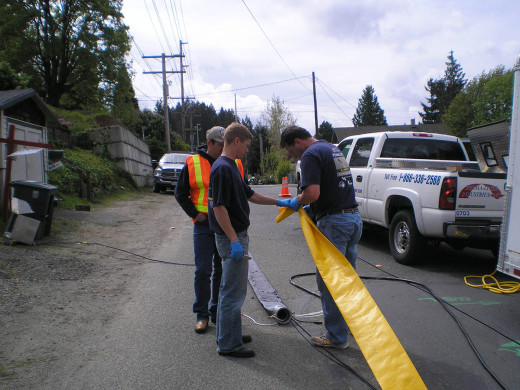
[464,270,520,294]
[291,262,517,389]
[194,76,308,97]
[290,318,377,390]
[240,0,309,92]
[316,78,352,122]
[355,257,516,390]
[40,241,195,267]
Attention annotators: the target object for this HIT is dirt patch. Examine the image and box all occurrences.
[0,192,173,387]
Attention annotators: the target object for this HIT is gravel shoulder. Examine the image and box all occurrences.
[0,192,178,388]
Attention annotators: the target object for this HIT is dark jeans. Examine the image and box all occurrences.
[193,223,222,321]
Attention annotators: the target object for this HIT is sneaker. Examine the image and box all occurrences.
[310,333,349,349]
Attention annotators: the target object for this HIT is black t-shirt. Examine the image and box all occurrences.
[300,140,357,221]
[208,156,254,234]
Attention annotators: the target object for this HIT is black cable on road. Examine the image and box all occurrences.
[39,241,195,267]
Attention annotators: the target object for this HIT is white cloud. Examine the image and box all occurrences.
[124,0,520,132]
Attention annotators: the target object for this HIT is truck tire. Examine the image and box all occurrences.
[153,183,160,193]
[389,210,426,265]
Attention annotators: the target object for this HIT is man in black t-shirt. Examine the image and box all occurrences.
[279,125,363,350]
[209,122,280,358]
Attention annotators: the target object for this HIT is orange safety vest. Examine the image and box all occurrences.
[186,155,244,222]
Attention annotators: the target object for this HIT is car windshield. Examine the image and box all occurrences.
[161,154,190,164]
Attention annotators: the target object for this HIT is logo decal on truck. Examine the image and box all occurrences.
[459,184,504,199]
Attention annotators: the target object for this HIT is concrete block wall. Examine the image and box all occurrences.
[90,126,153,187]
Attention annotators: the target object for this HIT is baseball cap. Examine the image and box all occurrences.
[206,126,225,142]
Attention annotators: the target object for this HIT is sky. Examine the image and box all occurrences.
[122,0,520,134]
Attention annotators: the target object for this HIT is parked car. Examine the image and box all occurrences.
[152,151,192,193]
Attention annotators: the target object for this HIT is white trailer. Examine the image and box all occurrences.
[497,56,520,280]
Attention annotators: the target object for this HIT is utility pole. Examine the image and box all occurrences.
[170,41,194,143]
[180,41,186,140]
[234,94,238,121]
[312,72,319,135]
[143,52,185,151]
[195,123,201,147]
[185,112,201,152]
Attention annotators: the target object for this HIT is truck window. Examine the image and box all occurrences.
[350,138,374,167]
[380,139,466,161]
[338,139,353,158]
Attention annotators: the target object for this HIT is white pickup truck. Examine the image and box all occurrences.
[337,131,506,264]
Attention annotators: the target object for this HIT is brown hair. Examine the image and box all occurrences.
[224,122,252,145]
[280,125,312,147]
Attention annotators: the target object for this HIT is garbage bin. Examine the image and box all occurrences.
[9,180,58,239]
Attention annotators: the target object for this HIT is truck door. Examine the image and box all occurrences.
[348,137,375,217]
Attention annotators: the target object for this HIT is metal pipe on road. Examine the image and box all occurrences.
[247,253,291,324]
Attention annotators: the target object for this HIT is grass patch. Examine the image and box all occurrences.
[0,364,16,380]
[0,355,58,380]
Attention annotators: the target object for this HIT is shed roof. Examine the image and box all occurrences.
[0,89,60,127]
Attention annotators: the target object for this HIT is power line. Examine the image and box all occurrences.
[316,78,352,121]
[241,0,309,92]
[195,76,308,97]
[143,0,167,53]
[151,0,176,55]
[316,77,357,110]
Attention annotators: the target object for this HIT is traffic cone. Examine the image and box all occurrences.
[279,176,291,197]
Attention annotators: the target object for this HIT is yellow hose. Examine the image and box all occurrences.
[464,271,520,294]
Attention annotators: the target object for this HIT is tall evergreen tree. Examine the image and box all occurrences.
[444,50,467,105]
[352,85,387,127]
[419,78,446,124]
[317,121,337,143]
[419,51,466,124]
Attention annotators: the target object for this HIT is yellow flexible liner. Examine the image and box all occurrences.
[277,207,426,390]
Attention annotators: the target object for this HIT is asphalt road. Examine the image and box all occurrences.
[52,185,520,389]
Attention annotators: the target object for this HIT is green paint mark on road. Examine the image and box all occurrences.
[498,340,520,357]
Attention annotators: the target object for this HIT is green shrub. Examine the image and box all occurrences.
[48,148,134,199]
[275,159,292,183]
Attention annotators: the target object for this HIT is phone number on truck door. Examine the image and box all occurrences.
[384,172,442,185]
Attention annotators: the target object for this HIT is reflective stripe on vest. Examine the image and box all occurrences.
[187,155,210,215]
[236,159,244,180]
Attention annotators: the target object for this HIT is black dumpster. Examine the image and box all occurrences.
[9,180,58,239]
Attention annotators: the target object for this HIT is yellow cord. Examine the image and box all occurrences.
[464,270,520,294]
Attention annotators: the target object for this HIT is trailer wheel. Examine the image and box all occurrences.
[389,210,426,265]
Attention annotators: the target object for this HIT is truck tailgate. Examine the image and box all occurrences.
[456,172,507,217]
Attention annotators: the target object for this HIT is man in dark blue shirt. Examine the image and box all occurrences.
[279,125,363,349]
[209,122,280,358]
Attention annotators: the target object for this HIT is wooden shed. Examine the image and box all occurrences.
[0,89,61,220]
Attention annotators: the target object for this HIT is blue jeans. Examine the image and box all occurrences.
[193,224,222,321]
[316,211,363,344]
[215,231,249,353]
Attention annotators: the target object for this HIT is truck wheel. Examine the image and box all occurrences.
[389,210,426,265]
[153,183,160,193]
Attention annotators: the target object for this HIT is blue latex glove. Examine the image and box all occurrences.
[230,241,244,261]
[276,196,300,211]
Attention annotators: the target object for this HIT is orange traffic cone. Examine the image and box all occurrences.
[279,176,291,197]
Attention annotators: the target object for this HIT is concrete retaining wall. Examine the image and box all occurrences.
[90,126,153,187]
